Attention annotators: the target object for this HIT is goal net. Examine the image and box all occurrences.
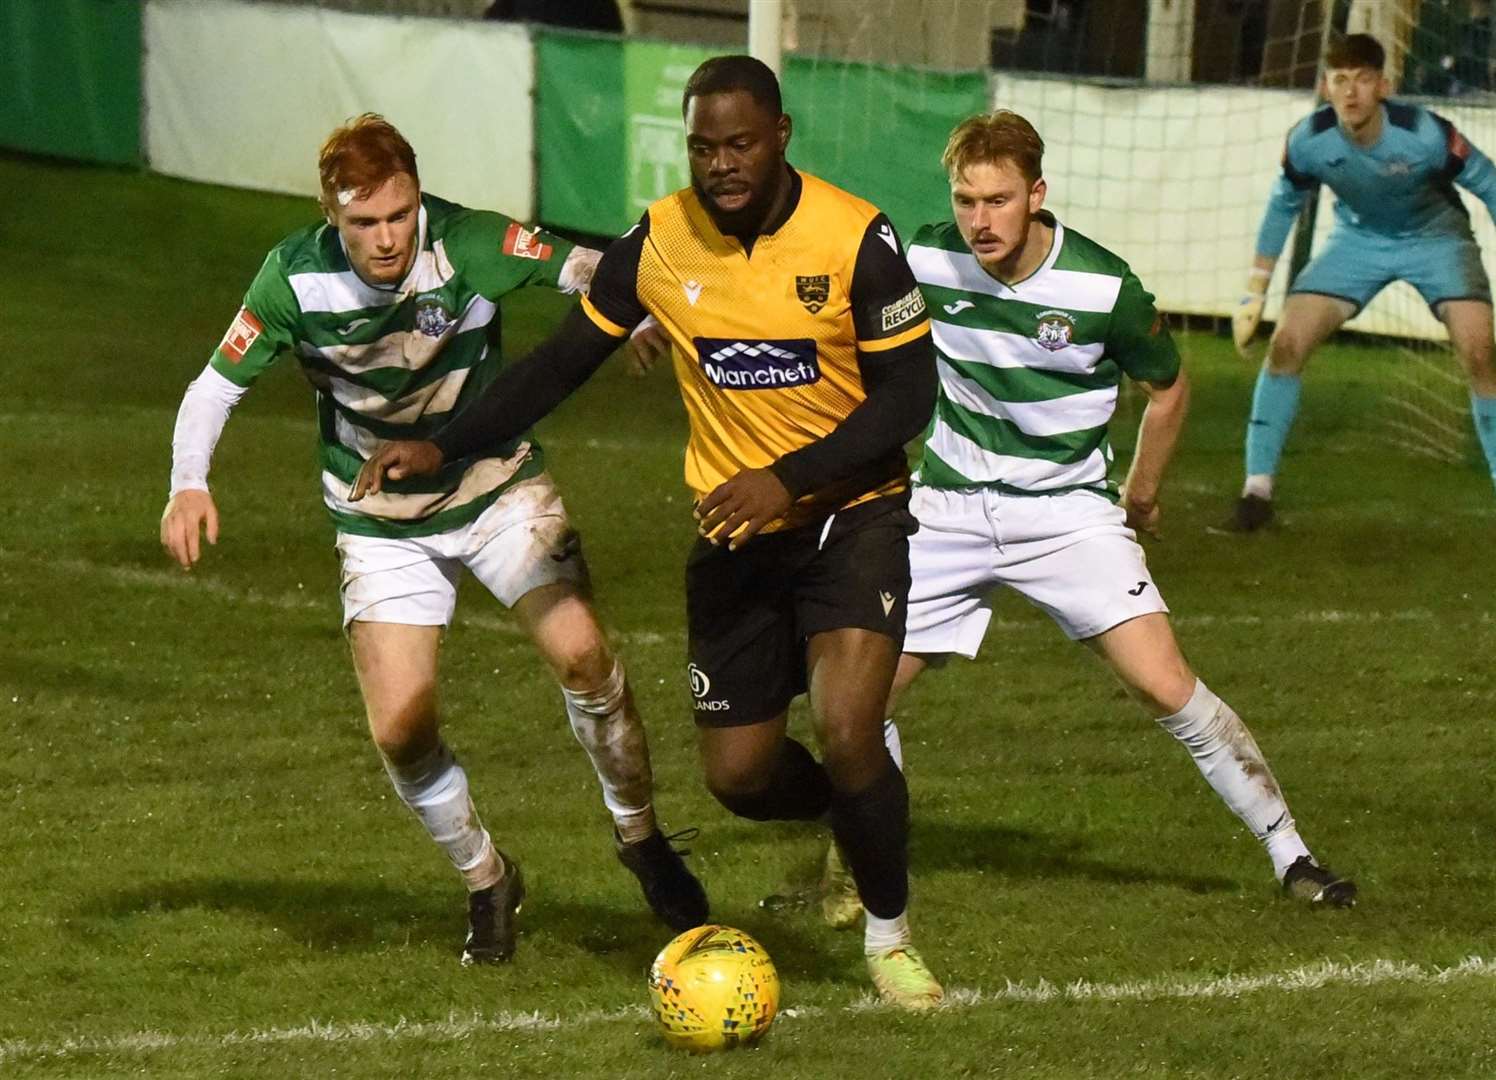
[777,0,1491,466]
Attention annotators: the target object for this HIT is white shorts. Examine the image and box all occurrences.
[903,485,1168,656]
[334,473,588,628]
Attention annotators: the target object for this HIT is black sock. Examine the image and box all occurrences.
[828,760,909,919]
[713,737,832,821]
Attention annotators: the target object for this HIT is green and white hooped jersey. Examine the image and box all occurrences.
[209,194,575,538]
[906,215,1180,498]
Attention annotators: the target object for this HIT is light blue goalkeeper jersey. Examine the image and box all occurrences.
[1256,100,1496,256]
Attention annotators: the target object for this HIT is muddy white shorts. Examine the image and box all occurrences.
[334,473,587,628]
[903,485,1168,656]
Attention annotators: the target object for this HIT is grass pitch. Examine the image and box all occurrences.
[2,154,1494,1078]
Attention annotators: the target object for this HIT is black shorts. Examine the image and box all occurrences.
[684,494,916,728]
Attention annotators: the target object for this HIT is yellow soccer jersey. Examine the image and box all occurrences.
[582,168,931,530]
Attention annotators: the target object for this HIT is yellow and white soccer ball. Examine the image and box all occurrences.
[647,924,780,1052]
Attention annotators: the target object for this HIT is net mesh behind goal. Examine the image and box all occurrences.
[781,0,1492,466]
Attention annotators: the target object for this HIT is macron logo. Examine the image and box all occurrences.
[683,280,703,305]
[694,337,821,391]
[878,223,898,252]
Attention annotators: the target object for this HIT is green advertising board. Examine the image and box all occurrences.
[0,0,143,165]
[537,30,986,241]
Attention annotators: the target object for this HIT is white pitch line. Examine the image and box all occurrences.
[2,956,1493,1064]
[2,549,1476,644]
[0,548,672,646]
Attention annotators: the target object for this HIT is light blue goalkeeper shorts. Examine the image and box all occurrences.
[1290,226,1491,312]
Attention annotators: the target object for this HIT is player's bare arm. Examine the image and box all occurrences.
[1120,369,1191,539]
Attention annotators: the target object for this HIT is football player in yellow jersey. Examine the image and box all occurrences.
[353,55,944,1010]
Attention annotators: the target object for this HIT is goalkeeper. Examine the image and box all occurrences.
[1228,33,1496,531]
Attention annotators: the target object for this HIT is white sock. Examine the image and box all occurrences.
[1242,474,1274,499]
[864,909,912,955]
[1265,828,1312,881]
[883,717,904,771]
[563,661,656,844]
[1156,681,1307,872]
[384,742,502,891]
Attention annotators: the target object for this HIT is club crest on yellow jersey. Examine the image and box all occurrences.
[795,274,831,313]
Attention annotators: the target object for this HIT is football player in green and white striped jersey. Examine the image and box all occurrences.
[159,115,706,964]
[817,111,1356,929]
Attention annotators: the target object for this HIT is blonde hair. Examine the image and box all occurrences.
[941,110,1044,185]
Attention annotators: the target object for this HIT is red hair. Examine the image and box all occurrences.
[318,113,418,207]
[942,110,1045,185]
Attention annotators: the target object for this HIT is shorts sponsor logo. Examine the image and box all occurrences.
[880,286,927,332]
[501,222,553,261]
[688,663,731,711]
[1034,309,1076,352]
[795,274,831,313]
[688,663,711,698]
[219,306,264,364]
[414,297,453,338]
[694,337,820,391]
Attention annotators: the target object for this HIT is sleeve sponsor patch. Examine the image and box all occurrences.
[502,222,554,261]
[880,287,927,332]
[219,306,264,364]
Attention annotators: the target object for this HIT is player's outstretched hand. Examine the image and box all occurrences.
[1232,292,1266,358]
[1120,487,1161,540]
[160,488,220,571]
[350,440,444,502]
[623,316,670,376]
[696,468,792,551]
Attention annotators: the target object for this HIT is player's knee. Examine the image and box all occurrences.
[1123,661,1197,718]
[369,705,440,765]
[704,761,778,818]
[1265,331,1309,375]
[1454,336,1496,385]
[550,638,615,691]
[816,717,888,789]
[708,784,780,821]
[362,682,436,756]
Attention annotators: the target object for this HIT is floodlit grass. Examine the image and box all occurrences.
[2,155,1494,1078]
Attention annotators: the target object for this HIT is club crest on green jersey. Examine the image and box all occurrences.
[414,296,453,337]
[1034,309,1076,352]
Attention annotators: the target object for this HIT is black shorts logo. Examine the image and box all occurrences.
[795,274,831,313]
[688,663,711,698]
[688,663,731,713]
[694,338,820,391]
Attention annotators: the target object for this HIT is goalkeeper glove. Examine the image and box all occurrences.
[1232,267,1272,357]
[1232,292,1265,356]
